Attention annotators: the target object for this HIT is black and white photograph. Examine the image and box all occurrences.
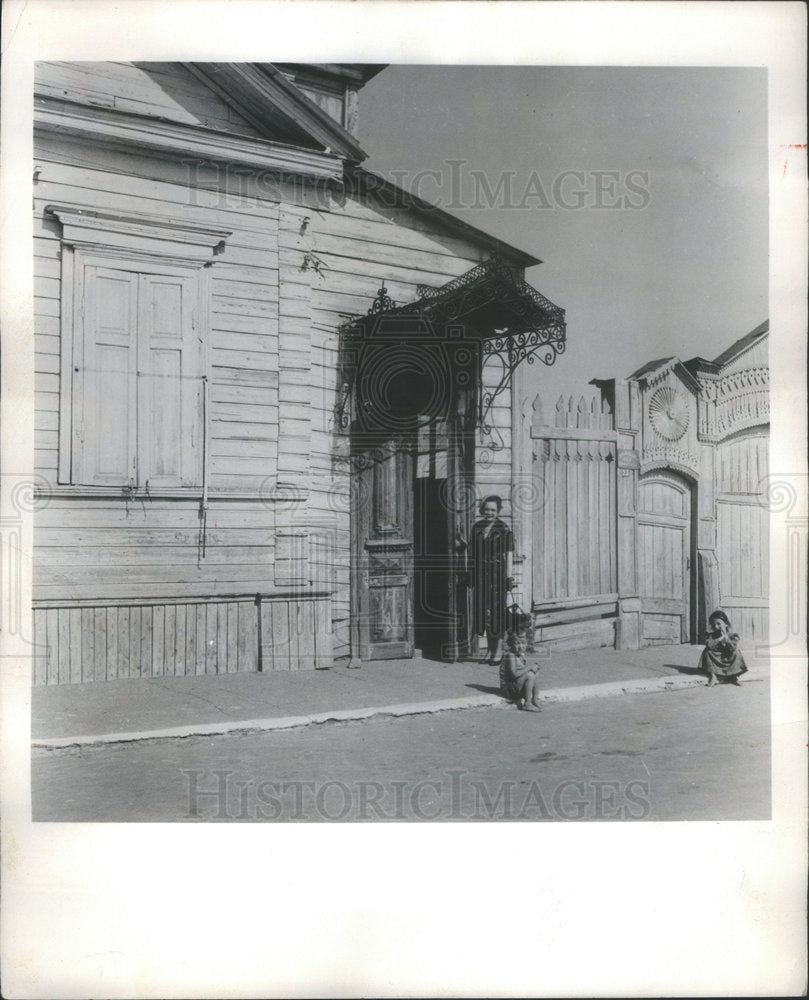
[27,59,775,825]
[1,2,806,997]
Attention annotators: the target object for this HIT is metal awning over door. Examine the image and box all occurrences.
[337,257,566,434]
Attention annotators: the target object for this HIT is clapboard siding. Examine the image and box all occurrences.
[312,228,482,274]
[36,373,60,396]
[275,205,314,480]
[36,499,277,529]
[40,544,277,567]
[132,62,265,134]
[35,255,62,280]
[34,560,279,589]
[32,164,281,238]
[309,251,478,292]
[35,297,60,319]
[35,312,61,334]
[476,365,513,508]
[34,499,276,601]
[316,194,493,264]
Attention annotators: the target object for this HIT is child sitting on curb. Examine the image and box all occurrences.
[500,629,541,712]
[699,609,748,686]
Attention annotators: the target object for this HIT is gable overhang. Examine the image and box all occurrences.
[34,98,346,183]
[275,63,387,88]
[185,63,369,161]
[711,321,769,371]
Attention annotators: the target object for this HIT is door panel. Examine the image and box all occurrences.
[716,493,769,644]
[637,473,692,644]
[353,438,413,659]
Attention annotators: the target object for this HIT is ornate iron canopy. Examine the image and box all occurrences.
[336,257,566,432]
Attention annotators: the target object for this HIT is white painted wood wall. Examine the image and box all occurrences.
[33,61,503,682]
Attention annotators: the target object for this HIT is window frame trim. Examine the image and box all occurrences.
[54,208,222,487]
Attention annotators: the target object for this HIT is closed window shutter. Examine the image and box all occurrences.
[138,273,201,488]
[77,266,138,486]
[75,263,201,488]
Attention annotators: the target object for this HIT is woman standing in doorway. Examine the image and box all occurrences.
[457,495,513,664]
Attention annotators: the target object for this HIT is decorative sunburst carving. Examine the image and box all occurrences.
[649,387,689,441]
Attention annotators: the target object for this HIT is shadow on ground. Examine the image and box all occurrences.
[664,663,706,676]
[465,683,502,696]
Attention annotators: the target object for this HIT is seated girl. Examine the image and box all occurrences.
[698,610,748,686]
[500,630,541,712]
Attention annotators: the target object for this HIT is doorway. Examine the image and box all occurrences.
[637,471,695,644]
[351,416,473,663]
[348,319,477,663]
[413,476,454,659]
[411,413,474,661]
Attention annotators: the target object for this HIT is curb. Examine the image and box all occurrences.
[31,673,719,750]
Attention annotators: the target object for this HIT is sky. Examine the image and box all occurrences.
[357,66,769,401]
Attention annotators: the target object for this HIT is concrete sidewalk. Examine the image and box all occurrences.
[32,643,767,749]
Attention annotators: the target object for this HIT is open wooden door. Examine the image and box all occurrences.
[352,436,414,660]
[346,308,482,664]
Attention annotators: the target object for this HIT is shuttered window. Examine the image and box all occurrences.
[72,259,203,488]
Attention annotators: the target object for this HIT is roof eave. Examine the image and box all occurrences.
[349,168,541,269]
[712,320,769,369]
[275,63,388,88]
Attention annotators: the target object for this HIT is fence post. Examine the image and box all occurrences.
[615,378,641,649]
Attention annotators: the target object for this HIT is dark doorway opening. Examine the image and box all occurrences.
[413,475,453,659]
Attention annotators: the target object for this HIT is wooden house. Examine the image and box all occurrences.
[32,61,566,683]
[515,322,769,650]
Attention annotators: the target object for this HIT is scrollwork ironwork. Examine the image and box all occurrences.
[478,323,566,434]
[337,257,566,436]
[368,283,396,314]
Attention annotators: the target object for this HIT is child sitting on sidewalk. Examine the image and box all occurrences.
[499,629,541,712]
[699,609,748,686]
